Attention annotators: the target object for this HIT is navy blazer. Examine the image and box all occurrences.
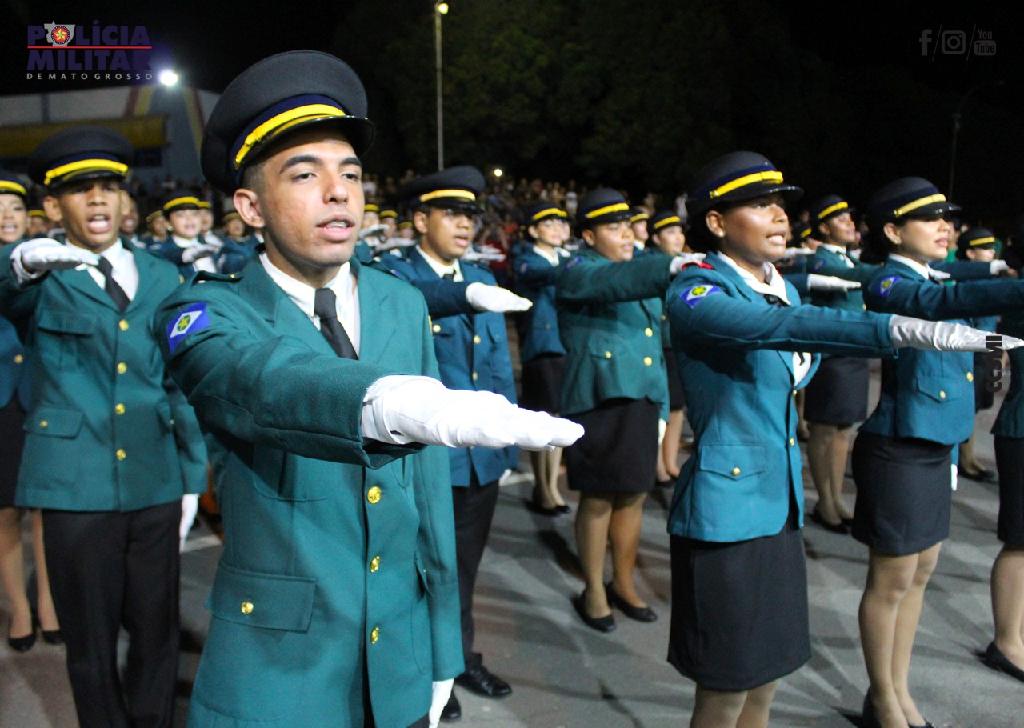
[666,257,897,542]
[511,243,566,362]
[375,248,518,486]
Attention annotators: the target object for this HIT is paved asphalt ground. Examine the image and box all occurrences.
[2,369,1022,727]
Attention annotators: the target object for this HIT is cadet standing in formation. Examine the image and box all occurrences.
[156,50,580,727]
[511,201,572,515]
[558,188,679,631]
[151,193,218,276]
[379,166,524,722]
[0,171,62,654]
[666,152,1014,728]
[0,127,208,727]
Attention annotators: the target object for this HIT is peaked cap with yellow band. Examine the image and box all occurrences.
[647,209,684,237]
[576,188,632,228]
[399,165,485,215]
[957,226,999,257]
[522,200,568,227]
[162,191,203,215]
[28,125,132,192]
[201,50,375,193]
[688,151,802,216]
[0,170,29,199]
[809,193,854,224]
[866,176,960,228]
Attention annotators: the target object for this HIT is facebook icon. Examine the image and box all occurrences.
[919,28,932,55]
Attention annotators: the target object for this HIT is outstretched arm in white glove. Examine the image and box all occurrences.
[180,243,218,264]
[12,238,100,281]
[362,375,583,451]
[668,253,707,275]
[806,274,861,291]
[465,282,532,313]
[889,314,1024,352]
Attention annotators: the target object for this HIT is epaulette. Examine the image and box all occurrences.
[190,270,242,285]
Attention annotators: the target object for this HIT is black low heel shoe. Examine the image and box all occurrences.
[571,593,615,633]
[606,583,658,623]
[983,641,1024,683]
[7,622,36,653]
[861,693,881,728]
[32,611,62,645]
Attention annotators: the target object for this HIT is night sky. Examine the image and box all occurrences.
[3,1,1024,223]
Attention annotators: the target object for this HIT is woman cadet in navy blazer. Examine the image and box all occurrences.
[853,177,1024,728]
[664,153,1014,728]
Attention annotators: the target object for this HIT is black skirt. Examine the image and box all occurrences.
[519,354,565,414]
[995,436,1024,548]
[851,431,953,555]
[973,352,995,412]
[0,397,26,508]
[564,397,658,493]
[668,517,810,691]
[803,356,870,425]
[664,347,685,411]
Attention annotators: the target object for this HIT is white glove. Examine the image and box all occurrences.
[179,493,199,552]
[780,247,816,258]
[951,463,958,492]
[428,679,454,728]
[806,274,861,291]
[928,268,951,281]
[362,375,584,450]
[465,282,533,312]
[669,253,707,275]
[658,418,667,446]
[180,243,218,264]
[888,315,1024,352]
[15,238,100,277]
[991,260,1010,275]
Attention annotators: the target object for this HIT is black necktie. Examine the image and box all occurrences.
[442,272,455,280]
[96,256,129,312]
[313,287,358,359]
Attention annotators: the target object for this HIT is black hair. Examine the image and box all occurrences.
[858,220,894,264]
[686,206,724,254]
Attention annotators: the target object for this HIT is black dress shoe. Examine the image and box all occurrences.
[809,509,848,535]
[605,583,658,622]
[7,620,36,653]
[983,641,1024,683]
[439,690,461,722]
[455,663,512,698]
[40,627,63,645]
[571,593,615,633]
[555,504,571,514]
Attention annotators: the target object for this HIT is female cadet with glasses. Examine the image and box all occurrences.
[665,154,1017,728]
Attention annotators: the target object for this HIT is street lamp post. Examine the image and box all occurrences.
[948,80,1003,200]
[434,2,448,171]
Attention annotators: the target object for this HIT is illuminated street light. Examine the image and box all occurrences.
[158,69,179,87]
[436,2,449,15]
[492,167,504,179]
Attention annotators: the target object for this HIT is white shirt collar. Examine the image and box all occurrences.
[533,244,560,265]
[80,239,139,300]
[889,253,937,280]
[821,243,848,256]
[259,252,360,354]
[714,251,790,303]
[415,245,462,281]
[172,234,199,248]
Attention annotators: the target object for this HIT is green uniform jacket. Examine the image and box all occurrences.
[156,258,463,728]
[0,242,206,511]
[556,248,670,418]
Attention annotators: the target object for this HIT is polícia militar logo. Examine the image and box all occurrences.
[27,22,155,82]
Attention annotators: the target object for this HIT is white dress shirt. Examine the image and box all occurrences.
[820,243,855,268]
[715,252,812,385]
[415,245,463,282]
[13,239,139,300]
[533,244,560,266]
[259,253,360,355]
[888,253,947,281]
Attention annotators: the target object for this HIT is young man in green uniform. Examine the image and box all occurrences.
[0,126,208,728]
[157,50,581,728]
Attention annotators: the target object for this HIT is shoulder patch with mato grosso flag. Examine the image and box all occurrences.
[680,284,722,308]
[166,303,210,353]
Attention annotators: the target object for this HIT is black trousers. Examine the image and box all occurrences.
[43,500,181,728]
[451,476,500,670]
